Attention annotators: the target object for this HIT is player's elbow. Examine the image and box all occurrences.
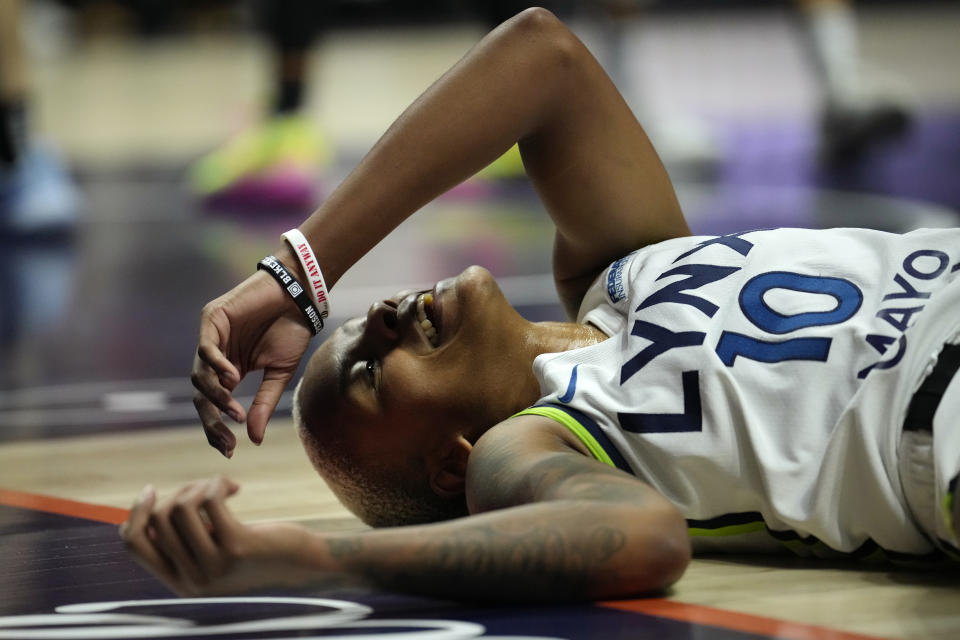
[642,506,692,592]
[651,515,692,591]
[500,7,581,73]
[507,6,564,34]
[606,505,691,598]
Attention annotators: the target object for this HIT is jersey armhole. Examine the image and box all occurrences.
[513,406,618,469]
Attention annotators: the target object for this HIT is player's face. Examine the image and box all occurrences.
[300,266,533,463]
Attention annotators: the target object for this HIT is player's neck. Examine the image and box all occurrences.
[489,320,607,420]
[528,320,608,357]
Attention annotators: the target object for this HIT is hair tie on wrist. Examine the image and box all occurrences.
[257,256,323,335]
[282,228,331,322]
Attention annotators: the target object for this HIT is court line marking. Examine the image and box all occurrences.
[0,392,292,431]
[0,596,565,639]
[0,488,128,525]
[2,493,890,640]
[600,598,886,640]
[0,378,188,408]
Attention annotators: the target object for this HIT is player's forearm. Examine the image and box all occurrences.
[298,500,689,602]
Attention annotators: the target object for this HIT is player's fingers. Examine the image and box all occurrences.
[202,476,242,541]
[119,484,154,540]
[197,307,241,387]
[191,356,245,424]
[120,486,180,589]
[169,484,222,578]
[198,478,244,576]
[194,393,237,458]
[245,370,293,445]
[149,487,211,587]
[197,343,241,391]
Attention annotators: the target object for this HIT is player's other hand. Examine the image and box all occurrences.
[119,477,311,596]
[191,267,312,457]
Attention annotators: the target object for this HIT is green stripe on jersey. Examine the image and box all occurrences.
[688,521,767,538]
[944,491,957,539]
[512,407,616,468]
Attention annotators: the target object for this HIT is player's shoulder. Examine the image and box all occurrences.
[472,412,585,469]
[466,412,594,513]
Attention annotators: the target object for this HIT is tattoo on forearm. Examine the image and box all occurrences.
[588,525,627,563]
[325,516,628,600]
[409,519,626,600]
[328,537,363,560]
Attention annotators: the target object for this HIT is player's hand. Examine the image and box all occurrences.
[192,267,312,457]
[119,477,312,596]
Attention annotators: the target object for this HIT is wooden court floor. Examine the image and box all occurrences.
[1,421,959,639]
[3,5,960,639]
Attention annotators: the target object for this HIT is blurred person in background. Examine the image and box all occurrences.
[188,0,552,209]
[798,0,910,163]
[0,0,80,235]
[189,0,548,209]
[189,0,911,206]
[188,0,330,210]
[599,0,911,166]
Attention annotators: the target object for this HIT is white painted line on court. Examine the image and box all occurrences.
[0,393,292,431]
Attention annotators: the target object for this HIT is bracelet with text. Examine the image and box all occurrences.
[257,256,323,335]
[281,228,331,322]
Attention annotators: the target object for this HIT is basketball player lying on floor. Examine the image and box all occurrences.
[122,8,960,600]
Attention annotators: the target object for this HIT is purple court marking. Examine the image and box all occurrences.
[687,110,960,234]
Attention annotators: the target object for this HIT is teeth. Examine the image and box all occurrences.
[416,293,439,347]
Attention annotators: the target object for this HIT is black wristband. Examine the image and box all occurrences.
[257,256,323,335]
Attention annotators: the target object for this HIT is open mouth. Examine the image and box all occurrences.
[416,291,440,347]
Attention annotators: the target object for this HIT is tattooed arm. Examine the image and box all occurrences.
[121,416,689,602]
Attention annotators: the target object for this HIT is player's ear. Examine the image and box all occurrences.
[428,435,472,497]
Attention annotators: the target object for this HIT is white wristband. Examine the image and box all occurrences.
[281,228,330,322]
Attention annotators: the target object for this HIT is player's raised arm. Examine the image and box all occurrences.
[192,8,689,453]
[296,7,688,315]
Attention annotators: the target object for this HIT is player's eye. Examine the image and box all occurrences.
[365,359,379,388]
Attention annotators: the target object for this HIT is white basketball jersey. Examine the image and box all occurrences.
[521,227,960,560]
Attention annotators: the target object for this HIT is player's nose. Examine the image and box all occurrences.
[363,299,399,348]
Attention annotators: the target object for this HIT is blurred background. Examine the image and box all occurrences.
[1,0,959,441]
